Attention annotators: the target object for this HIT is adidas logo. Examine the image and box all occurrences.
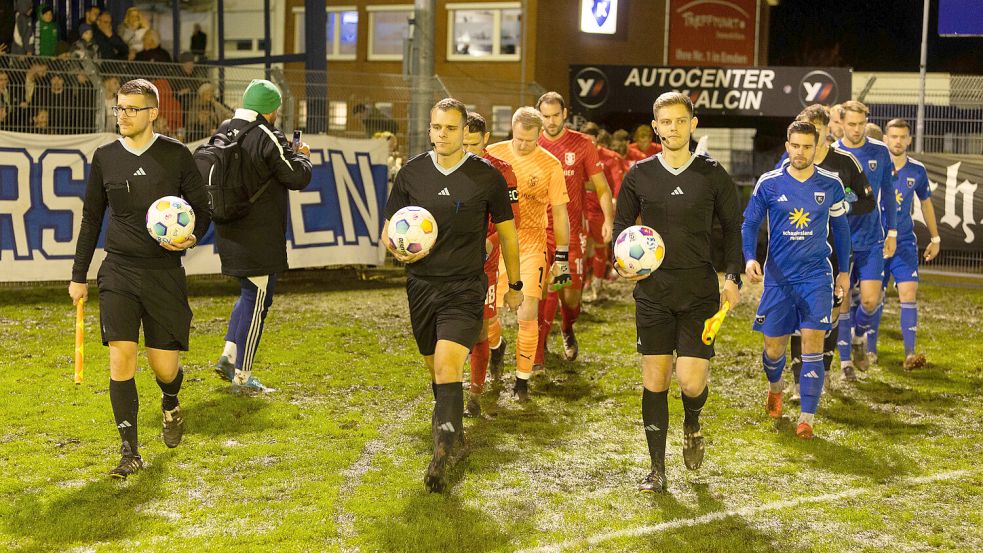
[637,337,642,346]
[438,422,455,433]
[117,420,132,429]
[803,370,819,379]
[837,340,848,346]
[644,424,662,432]
[133,167,147,176]
[911,271,918,277]
[777,194,789,202]
[438,187,450,196]
[670,187,684,196]
[820,316,830,324]
[907,326,918,332]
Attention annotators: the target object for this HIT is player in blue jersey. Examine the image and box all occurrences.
[866,118,941,370]
[832,101,897,380]
[743,121,852,439]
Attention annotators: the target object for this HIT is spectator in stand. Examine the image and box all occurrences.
[73,24,100,60]
[19,61,50,111]
[102,75,121,132]
[626,124,661,164]
[174,52,205,116]
[0,104,10,131]
[373,130,403,182]
[135,30,172,64]
[68,67,98,132]
[35,5,59,57]
[190,24,207,58]
[119,7,149,60]
[185,82,232,141]
[12,0,35,55]
[94,11,128,61]
[45,73,72,132]
[32,108,50,133]
[68,5,101,43]
[0,71,12,112]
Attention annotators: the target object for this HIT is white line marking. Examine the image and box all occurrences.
[333,392,429,550]
[517,470,971,553]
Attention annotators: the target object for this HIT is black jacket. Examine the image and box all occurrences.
[213,111,313,277]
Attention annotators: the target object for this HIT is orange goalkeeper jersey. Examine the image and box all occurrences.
[486,141,568,254]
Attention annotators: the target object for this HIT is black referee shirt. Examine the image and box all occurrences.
[72,134,211,282]
[614,152,743,275]
[385,151,513,280]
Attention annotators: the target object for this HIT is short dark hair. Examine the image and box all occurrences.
[653,92,694,118]
[886,118,910,132]
[796,104,830,126]
[466,111,487,134]
[117,78,159,108]
[431,97,468,124]
[580,122,600,137]
[536,91,566,111]
[787,120,819,143]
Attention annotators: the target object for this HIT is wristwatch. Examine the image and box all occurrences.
[508,280,523,291]
[725,273,743,290]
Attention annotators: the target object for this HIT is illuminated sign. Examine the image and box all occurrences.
[580,0,618,34]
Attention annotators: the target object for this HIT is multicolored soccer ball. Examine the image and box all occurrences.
[146,196,195,245]
[388,206,438,256]
[614,225,665,276]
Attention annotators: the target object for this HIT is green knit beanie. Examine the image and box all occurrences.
[242,79,282,114]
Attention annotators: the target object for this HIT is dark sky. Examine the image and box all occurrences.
[768,0,983,73]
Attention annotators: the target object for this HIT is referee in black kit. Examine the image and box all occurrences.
[613,92,743,493]
[69,79,211,479]
[383,98,522,493]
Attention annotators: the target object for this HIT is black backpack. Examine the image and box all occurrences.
[194,119,270,224]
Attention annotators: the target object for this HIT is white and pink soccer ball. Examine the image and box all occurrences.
[614,225,665,276]
[388,206,438,256]
[146,196,195,245]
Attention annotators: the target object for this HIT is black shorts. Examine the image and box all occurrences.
[634,266,719,359]
[406,274,486,356]
[97,261,192,351]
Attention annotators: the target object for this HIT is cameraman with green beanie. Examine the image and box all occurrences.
[212,79,313,393]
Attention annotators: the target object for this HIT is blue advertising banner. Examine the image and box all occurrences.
[0,132,390,282]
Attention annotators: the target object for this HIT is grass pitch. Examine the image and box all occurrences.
[1,270,981,552]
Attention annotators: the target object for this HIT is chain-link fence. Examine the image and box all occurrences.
[861,73,983,155]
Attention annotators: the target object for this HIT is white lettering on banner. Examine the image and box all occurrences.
[40,152,86,257]
[0,151,32,258]
[623,67,775,90]
[936,162,979,244]
[289,149,336,246]
[331,150,379,246]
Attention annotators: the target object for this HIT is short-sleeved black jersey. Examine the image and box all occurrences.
[72,134,211,282]
[613,152,743,278]
[385,151,513,280]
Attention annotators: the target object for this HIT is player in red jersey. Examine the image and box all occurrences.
[462,111,519,417]
[627,124,662,165]
[535,92,614,364]
[581,124,626,300]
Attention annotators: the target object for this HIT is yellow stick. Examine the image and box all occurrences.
[74,298,85,384]
[702,301,731,345]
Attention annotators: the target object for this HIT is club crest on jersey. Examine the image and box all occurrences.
[814,192,825,205]
[565,152,576,165]
[907,177,915,189]
[868,159,878,171]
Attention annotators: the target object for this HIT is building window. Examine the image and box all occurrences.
[491,105,513,136]
[447,2,521,61]
[367,5,413,61]
[329,101,348,131]
[293,7,358,60]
